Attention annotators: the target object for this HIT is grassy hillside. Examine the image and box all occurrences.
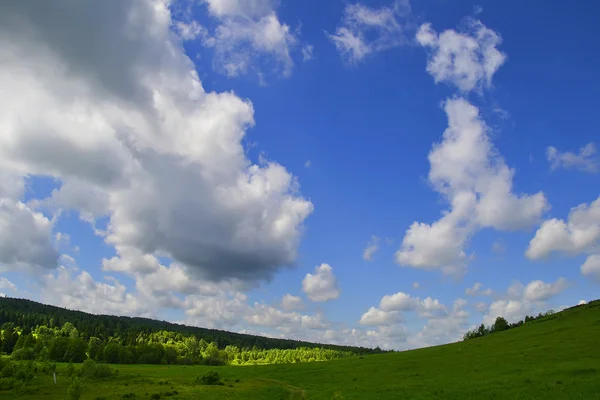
[0,297,377,354]
[2,300,600,399]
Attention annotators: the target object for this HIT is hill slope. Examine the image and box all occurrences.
[3,299,600,399]
[0,297,376,354]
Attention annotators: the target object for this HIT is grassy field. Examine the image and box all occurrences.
[3,300,600,400]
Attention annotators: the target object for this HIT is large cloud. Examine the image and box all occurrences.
[396,98,548,275]
[0,0,313,282]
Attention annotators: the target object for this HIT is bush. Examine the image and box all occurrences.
[12,348,36,361]
[0,377,18,391]
[196,371,223,386]
[66,363,76,377]
[121,393,136,399]
[67,377,83,400]
[150,394,161,400]
[80,359,114,379]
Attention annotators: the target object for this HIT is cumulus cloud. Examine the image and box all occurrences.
[483,277,567,325]
[465,282,492,296]
[361,292,450,327]
[416,19,506,92]
[526,196,600,260]
[523,278,568,302]
[328,0,411,64]
[396,98,548,275]
[547,143,599,173]
[0,200,59,270]
[359,307,400,326]
[581,255,600,283]
[380,291,419,311]
[0,0,313,284]
[302,263,340,302]
[362,235,380,261]
[359,292,468,349]
[281,293,304,311]
[0,277,16,292]
[198,0,298,77]
[41,266,149,317]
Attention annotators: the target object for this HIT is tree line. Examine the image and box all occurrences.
[0,297,383,365]
[463,309,557,341]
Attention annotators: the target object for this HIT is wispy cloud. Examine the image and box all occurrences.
[547,143,599,173]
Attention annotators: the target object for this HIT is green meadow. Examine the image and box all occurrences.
[3,300,600,400]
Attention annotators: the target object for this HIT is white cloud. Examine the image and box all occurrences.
[483,277,567,325]
[41,266,149,317]
[184,292,249,329]
[581,254,600,283]
[302,263,340,302]
[359,307,399,326]
[245,303,329,333]
[362,235,380,261]
[175,20,208,41]
[0,200,59,270]
[380,292,418,311]
[304,160,311,168]
[547,143,599,173]
[526,196,600,260]
[412,282,419,289]
[465,282,492,296]
[396,98,547,275]
[418,297,448,319]
[302,44,314,61]
[328,0,411,64]
[523,278,568,302]
[578,299,588,305]
[416,19,506,92]
[0,277,16,292]
[198,0,298,77]
[0,0,313,284]
[281,293,304,311]
[483,299,531,326]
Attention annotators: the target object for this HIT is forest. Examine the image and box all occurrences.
[0,297,383,366]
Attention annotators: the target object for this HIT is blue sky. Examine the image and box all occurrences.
[1,0,599,349]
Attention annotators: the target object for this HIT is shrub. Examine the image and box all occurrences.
[12,348,36,361]
[0,377,18,391]
[121,393,136,399]
[150,394,161,400]
[67,377,83,400]
[80,359,114,379]
[66,363,75,377]
[196,371,223,386]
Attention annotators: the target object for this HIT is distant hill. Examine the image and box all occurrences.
[0,297,377,354]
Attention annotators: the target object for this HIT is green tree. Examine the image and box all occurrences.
[493,317,509,332]
[87,337,102,360]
